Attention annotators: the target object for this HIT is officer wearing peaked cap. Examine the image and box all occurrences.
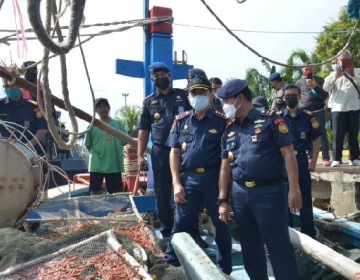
[164,68,232,274]
[218,79,301,279]
[268,72,287,111]
[137,62,191,238]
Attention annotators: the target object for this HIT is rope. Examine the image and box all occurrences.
[200,0,360,68]
[27,0,86,55]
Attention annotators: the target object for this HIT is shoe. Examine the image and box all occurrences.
[349,159,360,166]
[195,236,209,249]
[322,159,331,166]
[331,161,340,167]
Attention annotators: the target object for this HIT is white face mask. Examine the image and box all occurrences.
[223,97,242,119]
[331,63,339,72]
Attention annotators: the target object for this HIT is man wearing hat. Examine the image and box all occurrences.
[269,72,287,111]
[164,70,232,275]
[0,78,47,144]
[280,84,322,238]
[20,61,41,103]
[252,95,269,111]
[217,79,301,279]
[137,62,191,238]
[85,98,127,195]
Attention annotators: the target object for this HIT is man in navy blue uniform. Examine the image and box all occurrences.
[0,79,47,149]
[280,84,322,238]
[137,62,191,238]
[217,79,302,279]
[164,70,232,274]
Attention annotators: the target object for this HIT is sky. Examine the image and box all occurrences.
[0,0,350,132]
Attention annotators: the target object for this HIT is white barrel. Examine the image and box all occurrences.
[0,139,41,228]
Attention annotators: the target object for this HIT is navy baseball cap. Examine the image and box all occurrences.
[95,98,110,108]
[217,79,248,99]
[149,62,170,74]
[188,68,206,79]
[268,72,281,81]
[252,96,269,108]
[22,61,37,70]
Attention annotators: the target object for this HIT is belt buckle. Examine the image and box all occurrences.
[195,167,205,173]
[245,181,255,187]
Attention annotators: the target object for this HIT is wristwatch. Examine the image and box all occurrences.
[217,197,229,205]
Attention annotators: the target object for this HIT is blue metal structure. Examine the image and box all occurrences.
[115,1,193,97]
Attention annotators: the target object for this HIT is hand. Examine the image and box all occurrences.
[288,188,302,213]
[218,203,230,224]
[173,183,187,204]
[308,160,316,171]
[335,67,344,78]
[138,156,148,171]
[306,78,316,89]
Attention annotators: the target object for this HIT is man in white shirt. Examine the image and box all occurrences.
[323,50,360,167]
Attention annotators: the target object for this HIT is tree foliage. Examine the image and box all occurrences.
[115,105,141,133]
[314,7,360,75]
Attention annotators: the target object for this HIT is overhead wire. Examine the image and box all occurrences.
[199,0,360,68]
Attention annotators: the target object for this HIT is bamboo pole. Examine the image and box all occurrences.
[289,227,360,279]
[0,66,151,153]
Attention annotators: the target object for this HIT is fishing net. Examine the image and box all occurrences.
[0,230,152,280]
[0,194,184,280]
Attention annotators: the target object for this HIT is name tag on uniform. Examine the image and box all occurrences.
[300,131,306,139]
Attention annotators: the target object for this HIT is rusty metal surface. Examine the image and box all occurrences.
[0,140,40,228]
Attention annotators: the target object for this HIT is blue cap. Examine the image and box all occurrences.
[268,72,281,81]
[188,75,210,91]
[149,62,170,74]
[188,68,206,79]
[252,96,269,108]
[217,79,248,99]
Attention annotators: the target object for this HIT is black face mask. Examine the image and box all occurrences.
[154,77,170,90]
[25,72,37,83]
[284,97,298,108]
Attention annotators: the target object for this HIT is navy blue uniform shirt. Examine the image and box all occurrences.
[221,108,294,182]
[280,109,323,152]
[0,97,47,139]
[167,108,227,170]
[138,88,191,145]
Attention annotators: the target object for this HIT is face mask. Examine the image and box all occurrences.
[25,72,37,83]
[255,106,265,112]
[331,63,339,72]
[190,95,210,111]
[284,97,298,109]
[4,87,21,99]
[223,97,242,119]
[154,77,170,90]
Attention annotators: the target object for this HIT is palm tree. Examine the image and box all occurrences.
[115,105,141,137]
[245,67,271,102]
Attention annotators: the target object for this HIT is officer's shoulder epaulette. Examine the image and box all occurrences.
[213,110,227,119]
[175,110,191,120]
[303,110,312,116]
[145,93,155,100]
[259,109,276,117]
[27,99,38,106]
[225,118,235,128]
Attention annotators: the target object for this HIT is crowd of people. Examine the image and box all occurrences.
[1,49,359,278]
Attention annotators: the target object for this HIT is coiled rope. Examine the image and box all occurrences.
[27,0,86,55]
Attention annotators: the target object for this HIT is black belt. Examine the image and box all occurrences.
[183,165,220,174]
[236,178,284,188]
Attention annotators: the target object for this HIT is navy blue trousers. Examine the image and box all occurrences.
[231,181,299,280]
[164,172,232,275]
[289,153,315,238]
[151,144,173,237]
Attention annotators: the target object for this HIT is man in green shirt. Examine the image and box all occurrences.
[84,98,127,195]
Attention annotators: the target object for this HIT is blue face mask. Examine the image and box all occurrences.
[190,95,210,111]
[5,87,21,99]
[332,63,339,72]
